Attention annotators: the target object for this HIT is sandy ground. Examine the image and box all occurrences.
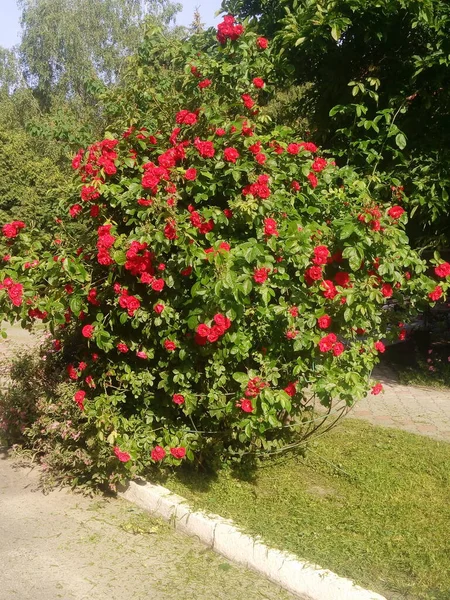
[0,455,296,600]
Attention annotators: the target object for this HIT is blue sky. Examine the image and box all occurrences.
[0,0,223,49]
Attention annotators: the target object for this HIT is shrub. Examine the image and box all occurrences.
[0,345,126,490]
[0,17,444,484]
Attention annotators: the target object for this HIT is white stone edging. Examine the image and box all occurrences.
[119,479,386,600]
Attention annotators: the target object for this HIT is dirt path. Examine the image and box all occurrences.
[0,455,296,600]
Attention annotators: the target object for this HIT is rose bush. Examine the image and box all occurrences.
[0,16,446,487]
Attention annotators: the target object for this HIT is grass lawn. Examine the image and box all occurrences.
[161,419,450,600]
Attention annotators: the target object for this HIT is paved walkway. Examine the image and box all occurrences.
[351,364,450,442]
[0,455,296,600]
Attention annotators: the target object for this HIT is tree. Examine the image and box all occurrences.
[189,7,205,35]
[17,0,181,113]
[223,0,450,247]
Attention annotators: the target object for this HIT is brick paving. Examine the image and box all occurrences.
[351,364,450,442]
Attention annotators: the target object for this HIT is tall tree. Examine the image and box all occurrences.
[18,0,182,109]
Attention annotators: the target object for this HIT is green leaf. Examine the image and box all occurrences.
[395,133,407,150]
[232,372,248,384]
[241,278,252,295]
[331,25,340,41]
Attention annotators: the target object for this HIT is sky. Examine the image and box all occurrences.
[0,0,223,49]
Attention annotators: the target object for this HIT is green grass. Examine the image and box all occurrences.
[161,420,450,600]
[396,364,450,389]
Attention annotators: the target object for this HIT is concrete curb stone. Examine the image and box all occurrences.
[119,479,387,600]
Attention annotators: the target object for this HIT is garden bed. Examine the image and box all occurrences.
[160,419,450,600]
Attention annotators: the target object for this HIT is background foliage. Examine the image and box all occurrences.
[223,0,450,248]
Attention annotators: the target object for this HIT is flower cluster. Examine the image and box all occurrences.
[196,314,232,344]
[216,15,244,44]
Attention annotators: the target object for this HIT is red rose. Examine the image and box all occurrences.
[381,283,393,298]
[307,173,318,188]
[371,383,383,396]
[312,157,327,172]
[198,79,212,89]
[322,280,338,299]
[332,342,345,356]
[313,245,329,265]
[264,218,279,236]
[82,324,94,338]
[224,147,240,163]
[194,138,215,158]
[173,394,185,405]
[334,272,350,287]
[253,77,265,88]
[317,315,332,329]
[176,110,198,125]
[240,399,254,413]
[170,447,186,459]
[289,306,298,317]
[287,143,300,155]
[72,150,83,170]
[151,446,166,461]
[164,340,177,351]
[154,304,165,314]
[284,382,297,397]
[214,313,231,330]
[164,221,177,240]
[374,341,385,353]
[117,342,129,353]
[181,266,193,276]
[371,220,381,231]
[74,390,86,410]
[114,446,131,462]
[81,185,100,202]
[185,168,197,181]
[207,326,221,343]
[3,223,20,238]
[197,324,210,338]
[70,204,83,218]
[255,152,266,164]
[304,266,322,284]
[256,37,268,49]
[216,15,244,44]
[429,285,443,301]
[434,262,450,278]
[387,205,405,219]
[291,180,301,192]
[7,283,23,307]
[398,329,407,341]
[301,142,318,153]
[245,377,268,398]
[151,278,165,292]
[241,94,254,109]
[215,128,226,136]
[253,267,270,284]
[136,351,148,359]
[318,333,337,352]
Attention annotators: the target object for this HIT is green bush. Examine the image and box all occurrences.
[0,17,444,486]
